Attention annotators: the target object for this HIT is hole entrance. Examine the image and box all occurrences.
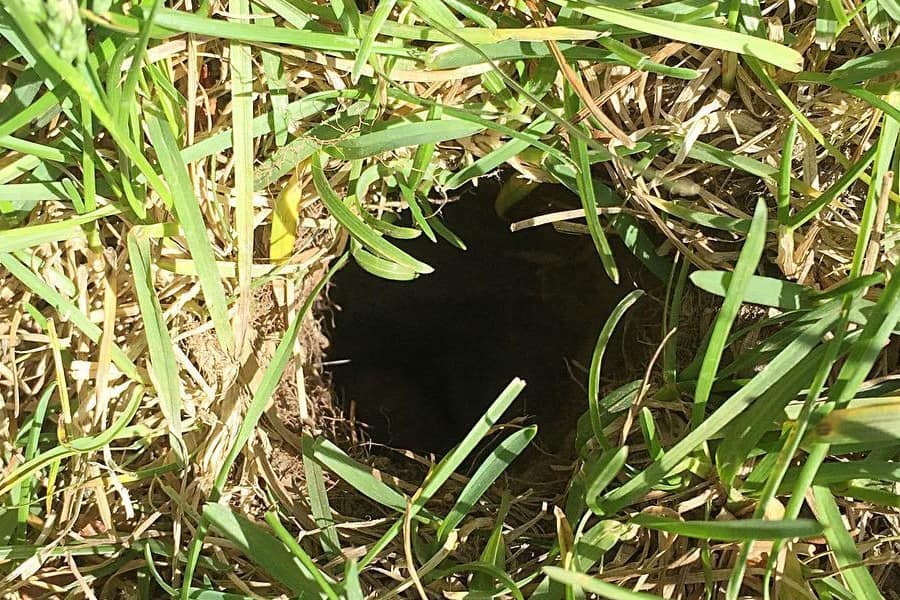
[328,183,648,456]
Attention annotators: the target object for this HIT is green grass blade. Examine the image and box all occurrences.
[0,205,118,253]
[549,0,803,72]
[585,445,629,514]
[127,231,185,462]
[566,78,619,283]
[144,106,235,354]
[588,290,644,447]
[810,486,883,600]
[436,425,536,542]
[351,0,398,83]
[327,118,484,161]
[689,271,810,310]
[311,150,432,274]
[230,0,256,360]
[691,199,767,427]
[202,503,330,597]
[630,515,824,541]
[597,36,700,79]
[263,511,340,600]
[301,434,341,554]
[309,438,410,512]
[543,567,663,600]
[828,46,900,85]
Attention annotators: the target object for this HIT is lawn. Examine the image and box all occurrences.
[0,0,898,598]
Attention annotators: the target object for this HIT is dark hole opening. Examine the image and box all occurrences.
[328,182,650,456]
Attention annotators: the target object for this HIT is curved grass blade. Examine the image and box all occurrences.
[585,445,629,514]
[436,425,537,543]
[311,151,433,274]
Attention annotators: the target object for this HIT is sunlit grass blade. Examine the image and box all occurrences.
[127,231,185,463]
[565,77,619,283]
[311,150,432,274]
[309,438,410,513]
[548,0,803,72]
[805,398,900,446]
[689,271,810,310]
[144,106,235,354]
[810,486,883,600]
[691,199,767,427]
[0,204,118,253]
[230,0,256,358]
[597,37,700,79]
[543,567,664,600]
[360,378,525,568]
[202,503,332,597]
[263,511,340,600]
[326,118,484,161]
[351,0,398,84]
[630,515,824,541]
[436,426,536,543]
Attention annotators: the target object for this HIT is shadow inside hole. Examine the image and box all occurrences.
[328,182,650,456]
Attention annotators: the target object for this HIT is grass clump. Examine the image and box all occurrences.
[1,0,899,598]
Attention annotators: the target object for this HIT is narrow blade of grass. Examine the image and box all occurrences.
[436,426,536,543]
[549,0,803,72]
[588,290,644,447]
[691,199,767,427]
[630,515,824,541]
[127,231,186,463]
[810,486,883,600]
[144,106,235,354]
[543,567,664,600]
[311,150,432,274]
